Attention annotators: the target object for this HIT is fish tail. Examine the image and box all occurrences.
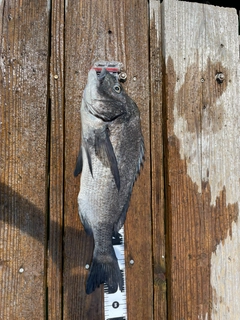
[86,248,123,294]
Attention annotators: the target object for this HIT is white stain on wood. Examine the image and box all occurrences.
[162,0,240,205]
[161,0,240,318]
[211,220,240,318]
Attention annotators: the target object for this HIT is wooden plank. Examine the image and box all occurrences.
[0,1,50,319]
[161,0,240,319]
[123,2,152,319]
[64,0,152,319]
[47,0,65,319]
[149,1,167,319]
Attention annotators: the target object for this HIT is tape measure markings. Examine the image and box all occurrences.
[104,227,127,320]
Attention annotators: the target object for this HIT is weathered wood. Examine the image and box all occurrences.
[2,1,239,319]
[150,1,167,319]
[0,1,50,319]
[123,2,152,319]
[64,0,152,319]
[47,0,65,319]
[161,0,240,319]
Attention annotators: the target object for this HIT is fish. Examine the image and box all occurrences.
[74,65,144,294]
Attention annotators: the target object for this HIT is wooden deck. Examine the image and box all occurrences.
[1,0,240,319]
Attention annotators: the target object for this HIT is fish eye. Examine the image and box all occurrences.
[113,84,121,93]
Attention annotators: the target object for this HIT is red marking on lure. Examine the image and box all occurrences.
[91,67,121,73]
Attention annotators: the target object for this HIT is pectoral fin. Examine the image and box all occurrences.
[74,148,83,177]
[95,127,120,191]
[74,144,93,177]
[84,143,93,176]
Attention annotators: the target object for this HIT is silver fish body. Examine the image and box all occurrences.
[74,68,144,294]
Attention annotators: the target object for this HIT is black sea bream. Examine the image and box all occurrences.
[74,67,144,294]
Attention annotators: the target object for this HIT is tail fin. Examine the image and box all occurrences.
[86,251,123,294]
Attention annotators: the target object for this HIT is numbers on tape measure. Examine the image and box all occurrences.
[104,227,127,320]
[112,301,120,309]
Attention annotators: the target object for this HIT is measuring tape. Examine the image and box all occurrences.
[104,226,127,320]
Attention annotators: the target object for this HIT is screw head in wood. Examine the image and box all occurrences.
[118,72,127,82]
[129,259,134,265]
[85,264,90,270]
[19,267,24,273]
[215,72,225,83]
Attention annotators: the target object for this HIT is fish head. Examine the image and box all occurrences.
[84,68,126,110]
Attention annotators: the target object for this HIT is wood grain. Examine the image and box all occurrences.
[2,1,239,319]
[161,1,240,319]
[47,0,65,319]
[0,1,50,319]
[123,1,152,319]
[150,1,167,319]
[64,0,152,319]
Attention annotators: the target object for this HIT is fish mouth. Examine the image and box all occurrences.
[96,68,107,80]
[96,67,119,82]
[88,67,119,85]
[87,68,106,81]
[87,68,111,84]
